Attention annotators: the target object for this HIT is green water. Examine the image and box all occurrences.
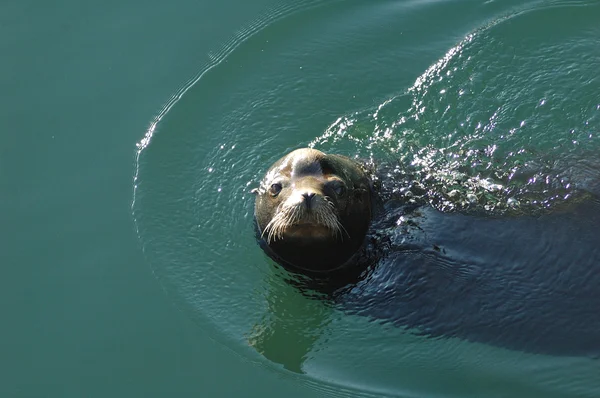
[5,0,600,397]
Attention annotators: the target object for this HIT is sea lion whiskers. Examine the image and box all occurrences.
[261,204,284,243]
[261,198,344,243]
[308,198,344,239]
[261,202,302,243]
[323,196,349,240]
[262,204,292,243]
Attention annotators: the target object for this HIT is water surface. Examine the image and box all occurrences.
[5,0,600,397]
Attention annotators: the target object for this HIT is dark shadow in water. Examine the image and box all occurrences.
[341,195,600,358]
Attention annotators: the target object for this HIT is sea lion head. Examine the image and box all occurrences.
[254,148,373,273]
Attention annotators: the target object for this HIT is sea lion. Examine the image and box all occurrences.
[254,148,373,273]
[251,149,600,366]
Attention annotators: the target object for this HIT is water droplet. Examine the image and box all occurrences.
[448,189,460,198]
[507,198,520,208]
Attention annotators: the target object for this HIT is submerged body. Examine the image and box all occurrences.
[340,198,600,357]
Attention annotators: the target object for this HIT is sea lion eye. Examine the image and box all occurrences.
[269,182,283,197]
[333,182,347,197]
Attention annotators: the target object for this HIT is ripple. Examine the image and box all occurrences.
[311,1,600,214]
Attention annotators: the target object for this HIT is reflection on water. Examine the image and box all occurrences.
[248,270,333,373]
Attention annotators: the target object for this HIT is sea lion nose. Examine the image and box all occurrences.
[302,192,316,209]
